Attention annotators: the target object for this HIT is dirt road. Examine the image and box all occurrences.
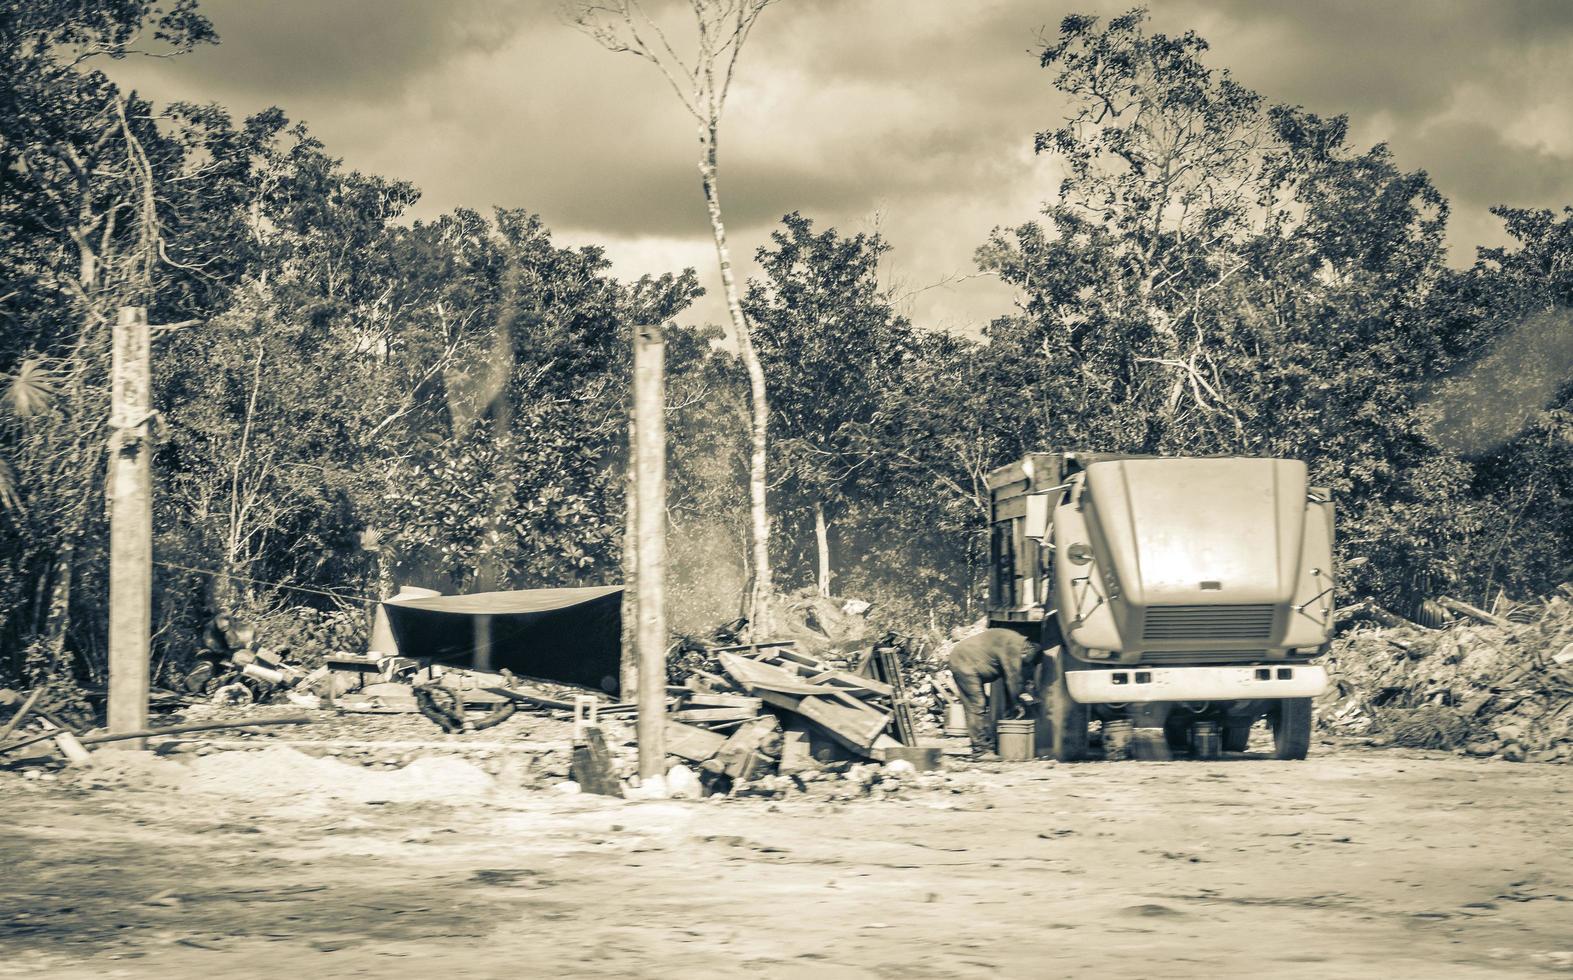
[2,744,1570,978]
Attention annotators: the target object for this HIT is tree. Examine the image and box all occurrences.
[570,0,780,631]
[747,212,912,596]
[979,7,1478,610]
[0,0,250,683]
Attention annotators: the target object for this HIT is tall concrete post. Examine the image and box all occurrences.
[107,306,152,748]
[633,323,666,782]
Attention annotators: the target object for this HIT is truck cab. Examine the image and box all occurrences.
[987,452,1336,760]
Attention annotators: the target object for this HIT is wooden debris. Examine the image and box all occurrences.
[0,688,43,743]
[872,644,919,746]
[1437,595,1513,629]
[777,718,816,774]
[0,714,317,758]
[714,716,782,780]
[716,653,834,698]
[795,696,889,753]
[662,718,728,762]
[682,693,763,710]
[671,706,761,723]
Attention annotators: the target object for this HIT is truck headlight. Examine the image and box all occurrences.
[1067,542,1094,565]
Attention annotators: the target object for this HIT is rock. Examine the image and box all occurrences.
[1500,743,1527,763]
[667,765,702,799]
[1464,740,1499,757]
[627,774,669,800]
[883,759,916,776]
[554,780,583,795]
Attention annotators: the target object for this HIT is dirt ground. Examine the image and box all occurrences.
[2,733,1571,979]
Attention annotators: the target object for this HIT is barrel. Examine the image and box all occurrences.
[943,702,969,738]
[996,718,1037,760]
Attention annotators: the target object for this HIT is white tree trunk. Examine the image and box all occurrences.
[814,500,831,597]
[699,125,772,635]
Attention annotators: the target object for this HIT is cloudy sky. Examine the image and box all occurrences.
[110,0,1573,332]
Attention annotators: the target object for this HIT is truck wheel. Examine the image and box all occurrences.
[1271,698,1313,760]
[1046,648,1089,762]
[1222,722,1252,753]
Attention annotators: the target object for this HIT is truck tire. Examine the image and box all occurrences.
[1271,698,1313,760]
[1045,648,1089,762]
[1223,721,1252,753]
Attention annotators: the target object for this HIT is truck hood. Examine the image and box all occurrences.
[1082,457,1307,606]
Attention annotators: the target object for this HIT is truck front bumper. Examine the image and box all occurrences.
[1066,664,1329,704]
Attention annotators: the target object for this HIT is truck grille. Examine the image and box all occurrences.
[1139,649,1269,665]
[1142,604,1276,642]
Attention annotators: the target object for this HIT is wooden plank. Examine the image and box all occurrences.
[718,652,829,697]
[824,686,887,718]
[993,496,1028,520]
[778,718,816,774]
[483,687,575,710]
[986,460,1029,491]
[1437,595,1513,629]
[670,706,760,723]
[682,693,763,710]
[752,687,807,714]
[876,645,919,746]
[796,696,890,753]
[661,718,727,762]
[0,689,42,743]
[709,641,797,655]
[770,659,894,698]
[770,648,829,669]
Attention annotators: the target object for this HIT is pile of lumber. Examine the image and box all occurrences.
[659,640,939,789]
[1320,586,1573,763]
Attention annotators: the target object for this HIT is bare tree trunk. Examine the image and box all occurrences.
[698,124,772,635]
[814,500,831,597]
[37,544,75,676]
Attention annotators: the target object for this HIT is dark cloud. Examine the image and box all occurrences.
[105,0,1573,327]
[1404,119,1573,209]
[1163,0,1573,120]
[151,0,545,102]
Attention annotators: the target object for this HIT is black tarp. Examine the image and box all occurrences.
[381,586,623,691]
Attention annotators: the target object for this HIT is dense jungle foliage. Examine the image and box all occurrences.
[2,4,1570,688]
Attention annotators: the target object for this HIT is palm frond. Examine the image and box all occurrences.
[3,358,57,419]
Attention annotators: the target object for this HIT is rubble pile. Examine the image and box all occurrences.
[1320,588,1573,763]
[615,634,942,800]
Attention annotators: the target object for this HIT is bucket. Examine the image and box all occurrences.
[943,702,969,737]
[997,718,1037,760]
[1103,719,1133,760]
[1192,721,1221,760]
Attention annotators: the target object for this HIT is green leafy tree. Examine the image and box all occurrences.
[748,212,912,596]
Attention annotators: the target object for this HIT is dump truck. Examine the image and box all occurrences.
[987,452,1337,761]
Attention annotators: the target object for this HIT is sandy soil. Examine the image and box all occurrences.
[2,739,1570,979]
